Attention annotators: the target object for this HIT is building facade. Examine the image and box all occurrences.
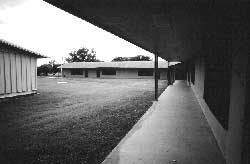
[61,61,169,80]
[0,39,45,99]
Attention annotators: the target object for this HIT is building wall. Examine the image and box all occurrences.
[88,69,97,78]
[63,69,78,78]
[100,69,154,79]
[191,56,227,157]
[225,22,249,164]
[225,52,247,164]
[190,50,248,164]
[159,69,168,80]
[193,56,205,98]
[0,47,37,98]
[174,63,186,80]
[63,68,168,79]
[190,12,249,163]
[242,58,250,164]
[116,69,139,79]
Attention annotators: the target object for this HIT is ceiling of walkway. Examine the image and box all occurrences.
[43,0,243,62]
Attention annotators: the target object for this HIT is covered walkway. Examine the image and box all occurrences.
[102,80,225,164]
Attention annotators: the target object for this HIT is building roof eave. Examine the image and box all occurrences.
[0,39,47,58]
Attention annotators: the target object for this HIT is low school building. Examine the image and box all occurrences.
[61,61,169,79]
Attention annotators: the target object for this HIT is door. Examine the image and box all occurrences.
[85,70,88,77]
[96,69,100,78]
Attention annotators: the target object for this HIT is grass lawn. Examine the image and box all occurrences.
[0,78,168,164]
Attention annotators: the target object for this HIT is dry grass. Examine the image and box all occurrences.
[0,77,168,164]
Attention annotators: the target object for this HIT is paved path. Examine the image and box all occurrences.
[102,80,226,164]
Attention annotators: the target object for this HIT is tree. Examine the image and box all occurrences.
[112,57,129,62]
[111,55,151,62]
[37,64,52,76]
[49,60,56,66]
[66,47,102,63]
[37,60,60,76]
[48,60,60,74]
[130,55,151,61]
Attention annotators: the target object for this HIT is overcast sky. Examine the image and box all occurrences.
[0,0,164,66]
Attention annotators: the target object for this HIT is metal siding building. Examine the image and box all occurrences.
[0,39,46,99]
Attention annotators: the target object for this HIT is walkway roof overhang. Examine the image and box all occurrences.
[44,0,248,62]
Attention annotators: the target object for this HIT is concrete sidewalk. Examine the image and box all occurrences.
[102,80,226,164]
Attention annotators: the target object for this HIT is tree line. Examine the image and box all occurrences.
[65,46,151,62]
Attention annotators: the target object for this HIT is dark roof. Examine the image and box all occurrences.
[0,39,47,58]
[61,61,170,69]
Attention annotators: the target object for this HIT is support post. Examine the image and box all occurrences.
[167,61,170,85]
[173,64,175,82]
[154,54,158,101]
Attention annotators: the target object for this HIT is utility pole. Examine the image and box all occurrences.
[61,57,63,77]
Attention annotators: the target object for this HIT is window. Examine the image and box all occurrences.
[138,69,153,76]
[102,68,116,75]
[71,69,83,75]
[203,43,232,129]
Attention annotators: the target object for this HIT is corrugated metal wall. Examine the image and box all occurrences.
[0,49,37,97]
